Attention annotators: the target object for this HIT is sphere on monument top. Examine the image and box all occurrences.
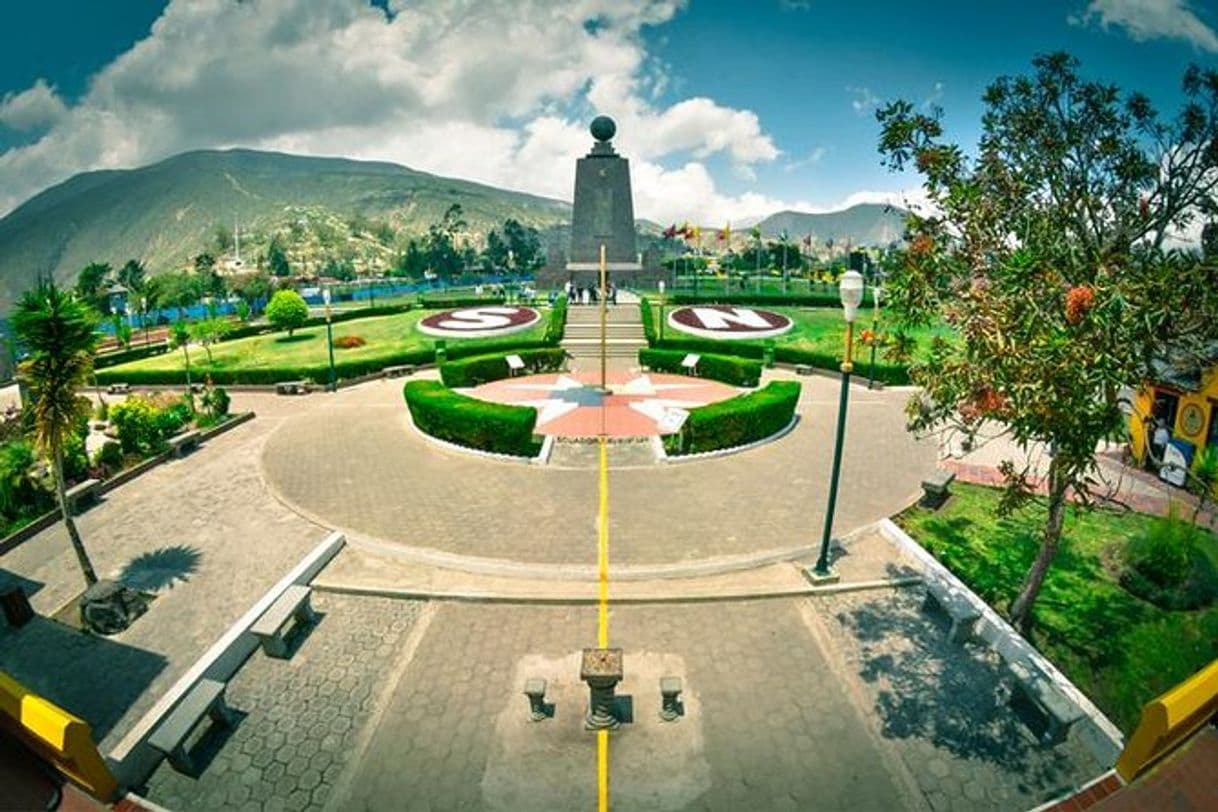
[590,115,616,143]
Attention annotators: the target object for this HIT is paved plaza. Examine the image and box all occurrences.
[0,367,1111,810]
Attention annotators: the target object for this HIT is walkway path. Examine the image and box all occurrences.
[259,370,938,572]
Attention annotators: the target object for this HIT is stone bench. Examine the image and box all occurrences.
[148,678,237,776]
[920,469,956,509]
[922,577,981,644]
[999,656,1084,745]
[250,585,316,659]
[275,380,312,396]
[167,429,202,458]
[382,364,416,378]
[106,382,131,394]
[681,354,700,376]
[64,478,101,515]
[794,364,814,376]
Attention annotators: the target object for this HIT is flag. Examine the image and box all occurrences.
[750,226,761,241]
[802,234,812,248]
[662,223,678,240]
[718,223,731,242]
[692,225,702,242]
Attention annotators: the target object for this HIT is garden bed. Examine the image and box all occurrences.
[894,482,1218,733]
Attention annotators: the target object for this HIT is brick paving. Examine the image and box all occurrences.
[260,371,937,568]
[144,592,424,812]
[813,588,1105,811]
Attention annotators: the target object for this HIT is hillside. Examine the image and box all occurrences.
[0,149,570,307]
[755,204,907,246]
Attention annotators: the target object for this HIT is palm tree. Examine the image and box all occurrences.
[170,320,195,411]
[12,281,101,585]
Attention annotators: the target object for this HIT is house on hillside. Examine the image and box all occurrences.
[1128,344,1218,490]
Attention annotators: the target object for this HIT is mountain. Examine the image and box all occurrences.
[755,204,907,246]
[0,148,570,308]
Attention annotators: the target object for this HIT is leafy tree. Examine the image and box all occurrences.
[118,259,146,292]
[11,281,101,585]
[169,320,195,403]
[112,314,133,349]
[876,53,1218,631]
[76,261,111,311]
[266,289,309,336]
[503,218,542,270]
[158,271,203,318]
[395,239,427,279]
[190,317,231,365]
[483,229,509,271]
[234,299,252,322]
[268,236,291,277]
[229,272,271,313]
[322,257,356,282]
[214,223,234,253]
[424,204,467,278]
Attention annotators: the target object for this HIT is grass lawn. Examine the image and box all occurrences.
[650,303,948,366]
[103,308,549,378]
[896,482,1218,733]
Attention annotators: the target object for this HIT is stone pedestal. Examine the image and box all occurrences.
[580,647,623,730]
[565,117,641,288]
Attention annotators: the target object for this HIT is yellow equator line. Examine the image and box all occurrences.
[597,435,610,812]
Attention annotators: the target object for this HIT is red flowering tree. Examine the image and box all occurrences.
[877,53,1218,631]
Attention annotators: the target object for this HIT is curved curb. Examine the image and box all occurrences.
[658,414,800,464]
[310,575,923,606]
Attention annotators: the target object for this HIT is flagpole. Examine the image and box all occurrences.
[599,243,608,394]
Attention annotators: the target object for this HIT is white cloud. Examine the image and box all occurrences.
[848,86,882,115]
[1072,0,1218,52]
[783,146,827,172]
[0,79,68,131]
[0,0,886,227]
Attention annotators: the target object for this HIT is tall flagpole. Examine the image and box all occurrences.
[599,243,608,394]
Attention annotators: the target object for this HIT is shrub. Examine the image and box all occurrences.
[639,296,657,343]
[334,335,367,349]
[404,380,540,457]
[62,428,90,482]
[93,341,171,370]
[671,291,863,309]
[440,348,566,388]
[665,380,801,455]
[544,296,568,345]
[1119,507,1218,610]
[0,441,51,520]
[109,394,192,455]
[202,386,231,418]
[93,440,124,476]
[1125,509,1197,589]
[94,399,109,421]
[639,348,761,387]
[266,290,310,336]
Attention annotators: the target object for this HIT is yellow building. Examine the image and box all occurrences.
[1128,348,1218,487]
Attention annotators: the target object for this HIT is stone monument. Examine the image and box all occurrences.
[539,116,663,288]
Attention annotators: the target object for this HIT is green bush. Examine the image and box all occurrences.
[266,290,310,336]
[94,342,171,369]
[651,334,768,360]
[544,296,568,345]
[638,348,761,387]
[665,380,801,455]
[671,291,865,309]
[773,345,911,386]
[1121,508,1218,609]
[418,294,506,308]
[440,348,566,388]
[404,380,540,457]
[203,386,231,418]
[639,296,657,343]
[93,440,124,474]
[109,394,193,455]
[0,441,51,521]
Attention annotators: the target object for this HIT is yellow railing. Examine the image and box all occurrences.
[0,671,118,801]
[1115,658,1218,782]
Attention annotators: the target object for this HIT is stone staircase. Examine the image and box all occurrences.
[561,302,647,359]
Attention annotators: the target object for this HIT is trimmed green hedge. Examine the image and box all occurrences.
[440,348,566,387]
[404,380,540,457]
[94,342,172,369]
[639,296,657,343]
[544,295,568,344]
[665,380,801,456]
[671,291,872,309]
[772,345,911,386]
[417,294,507,308]
[638,348,760,387]
[221,303,416,343]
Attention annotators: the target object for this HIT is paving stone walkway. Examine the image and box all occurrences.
[145,593,424,812]
[813,588,1104,811]
[260,370,937,569]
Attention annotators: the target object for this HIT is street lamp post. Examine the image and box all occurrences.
[657,280,666,344]
[812,270,865,580]
[323,287,336,392]
[867,285,882,390]
[140,296,149,346]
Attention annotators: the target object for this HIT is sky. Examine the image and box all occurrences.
[0,0,1216,225]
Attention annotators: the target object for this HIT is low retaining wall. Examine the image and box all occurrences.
[877,518,1126,766]
[107,531,346,788]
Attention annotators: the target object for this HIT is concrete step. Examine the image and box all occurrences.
[563,326,644,337]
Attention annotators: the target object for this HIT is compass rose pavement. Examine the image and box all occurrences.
[469,372,739,437]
